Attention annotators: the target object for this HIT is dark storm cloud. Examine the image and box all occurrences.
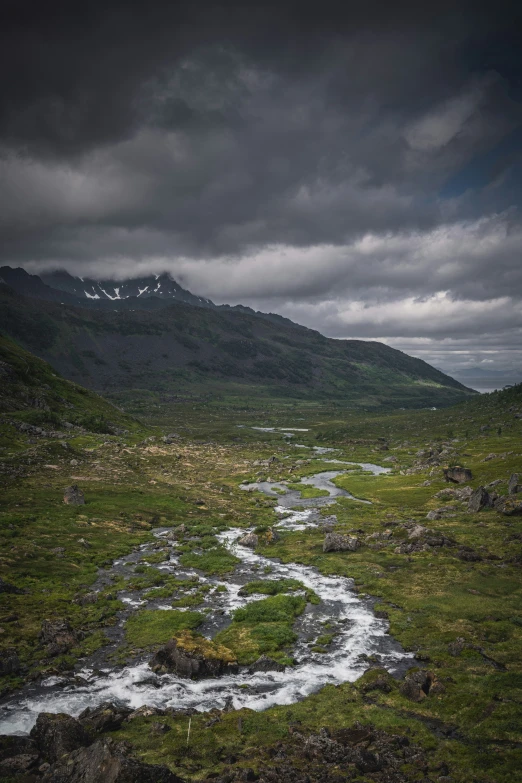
[1,0,522,373]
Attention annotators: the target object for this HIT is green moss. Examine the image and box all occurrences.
[125,609,203,648]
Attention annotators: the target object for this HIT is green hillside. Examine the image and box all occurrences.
[0,334,144,441]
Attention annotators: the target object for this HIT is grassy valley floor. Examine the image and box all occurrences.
[1,381,522,782]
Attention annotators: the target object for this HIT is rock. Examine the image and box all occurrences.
[150,632,238,679]
[400,670,436,702]
[408,524,428,539]
[443,466,473,484]
[457,547,482,562]
[248,655,286,674]
[30,713,91,763]
[496,497,522,516]
[63,485,85,505]
[74,592,98,606]
[239,532,259,548]
[77,537,91,548]
[125,706,164,722]
[78,702,132,733]
[70,459,79,466]
[323,532,361,553]
[0,751,40,775]
[150,722,171,735]
[426,507,456,521]
[0,577,24,594]
[508,473,522,494]
[39,619,77,657]
[448,637,466,656]
[41,738,184,782]
[468,486,491,512]
[0,648,21,675]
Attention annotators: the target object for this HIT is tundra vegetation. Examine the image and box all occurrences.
[0,335,521,782]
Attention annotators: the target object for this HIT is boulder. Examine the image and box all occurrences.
[468,486,491,512]
[150,632,238,679]
[496,497,522,516]
[248,655,286,674]
[40,738,184,782]
[399,670,436,702]
[408,524,428,539]
[443,466,473,484]
[238,532,259,548]
[0,648,21,675]
[39,618,77,657]
[508,473,522,494]
[78,702,132,734]
[63,485,85,505]
[0,577,24,594]
[323,533,361,553]
[30,713,91,763]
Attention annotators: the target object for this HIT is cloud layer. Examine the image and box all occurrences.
[1,0,521,376]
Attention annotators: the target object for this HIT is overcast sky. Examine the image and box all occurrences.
[1,0,521,377]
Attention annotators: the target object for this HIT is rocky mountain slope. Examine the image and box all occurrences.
[0,284,474,408]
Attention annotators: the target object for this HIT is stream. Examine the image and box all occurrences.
[0,456,412,735]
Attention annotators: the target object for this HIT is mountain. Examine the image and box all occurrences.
[40,269,215,308]
[0,283,475,408]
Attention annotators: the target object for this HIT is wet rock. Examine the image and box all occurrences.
[443,466,473,484]
[0,648,21,675]
[468,486,491,512]
[39,618,78,657]
[248,655,286,674]
[239,532,259,548]
[150,632,238,679]
[508,473,522,494]
[323,532,361,553]
[63,485,85,505]
[41,738,184,782]
[125,705,165,721]
[30,713,91,763]
[0,577,24,594]
[0,750,40,775]
[400,670,437,702]
[79,702,132,733]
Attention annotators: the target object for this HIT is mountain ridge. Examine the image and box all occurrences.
[0,281,474,409]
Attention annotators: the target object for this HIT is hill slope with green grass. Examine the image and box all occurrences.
[0,334,144,440]
[0,284,474,409]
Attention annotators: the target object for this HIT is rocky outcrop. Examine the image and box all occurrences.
[41,738,184,782]
[0,648,21,675]
[238,532,259,548]
[508,473,522,494]
[78,702,132,734]
[443,466,473,484]
[30,713,91,763]
[150,632,238,679]
[39,619,78,657]
[468,486,491,512]
[248,655,286,674]
[323,532,361,552]
[399,669,443,702]
[63,485,85,505]
[496,496,522,516]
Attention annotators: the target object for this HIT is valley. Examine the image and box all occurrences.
[0,338,521,782]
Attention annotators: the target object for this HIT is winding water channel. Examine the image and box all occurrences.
[0,451,413,735]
